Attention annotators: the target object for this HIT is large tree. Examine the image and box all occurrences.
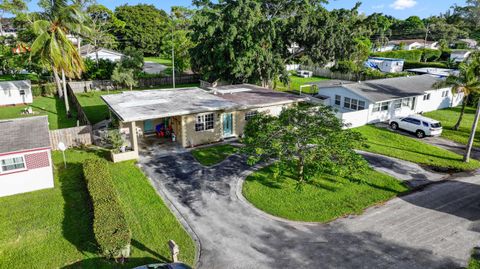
[114,4,168,55]
[242,105,368,187]
[0,0,28,35]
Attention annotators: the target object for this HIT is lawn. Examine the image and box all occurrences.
[276,74,328,94]
[0,149,195,269]
[0,96,78,129]
[470,253,480,269]
[424,106,480,148]
[144,57,172,67]
[243,165,408,222]
[356,125,480,172]
[75,83,200,124]
[191,144,238,166]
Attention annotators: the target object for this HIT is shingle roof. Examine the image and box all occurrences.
[340,75,443,102]
[0,116,50,154]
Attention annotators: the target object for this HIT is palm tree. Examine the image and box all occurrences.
[30,0,90,116]
[434,61,480,131]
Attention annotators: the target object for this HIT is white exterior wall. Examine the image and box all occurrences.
[450,52,471,63]
[415,88,463,113]
[0,149,54,197]
[84,50,123,62]
[0,82,33,106]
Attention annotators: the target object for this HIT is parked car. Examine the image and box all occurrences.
[389,114,442,138]
[133,262,191,269]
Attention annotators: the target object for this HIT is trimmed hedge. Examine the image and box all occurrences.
[404,61,448,69]
[371,50,423,62]
[32,83,57,97]
[83,159,131,258]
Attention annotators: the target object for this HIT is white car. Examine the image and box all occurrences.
[389,114,442,138]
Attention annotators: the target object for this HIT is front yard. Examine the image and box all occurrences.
[0,96,78,129]
[356,125,480,171]
[0,149,195,268]
[243,165,408,222]
[424,106,480,148]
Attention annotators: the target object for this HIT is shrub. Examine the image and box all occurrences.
[403,61,448,69]
[32,83,57,97]
[31,85,42,96]
[371,49,423,62]
[422,49,442,62]
[83,58,117,80]
[83,159,131,259]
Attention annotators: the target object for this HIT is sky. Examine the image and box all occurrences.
[27,0,467,19]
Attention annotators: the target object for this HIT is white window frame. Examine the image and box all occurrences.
[343,97,365,111]
[393,99,402,109]
[0,156,26,173]
[245,111,258,121]
[423,93,431,101]
[334,95,341,106]
[195,113,215,132]
[373,101,390,112]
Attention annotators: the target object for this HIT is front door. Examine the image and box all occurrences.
[144,119,154,133]
[223,113,233,137]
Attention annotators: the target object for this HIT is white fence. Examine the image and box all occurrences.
[336,109,370,128]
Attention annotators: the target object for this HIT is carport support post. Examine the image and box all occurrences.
[128,121,138,153]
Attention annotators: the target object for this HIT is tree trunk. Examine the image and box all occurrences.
[53,68,63,98]
[298,157,305,185]
[454,95,469,130]
[61,69,71,117]
[464,97,480,163]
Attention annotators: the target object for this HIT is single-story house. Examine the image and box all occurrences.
[312,75,462,128]
[458,39,478,49]
[101,84,307,160]
[0,80,32,106]
[80,44,124,62]
[374,39,439,52]
[0,116,54,197]
[366,57,405,73]
[450,50,472,63]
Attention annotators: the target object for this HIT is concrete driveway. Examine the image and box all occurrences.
[138,151,480,269]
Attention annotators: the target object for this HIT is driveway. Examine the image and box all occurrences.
[139,151,480,269]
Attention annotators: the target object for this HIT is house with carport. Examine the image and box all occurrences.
[101,84,307,161]
[311,75,462,128]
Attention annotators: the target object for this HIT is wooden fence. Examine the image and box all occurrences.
[67,84,91,126]
[300,65,387,81]
[49,125,93,150]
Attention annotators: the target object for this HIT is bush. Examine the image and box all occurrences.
[331,60,360,74]
[83,58,117,80]
[422,49,442,62]
[32,83,57,97]
[83,159,131,259]
[31,85,42,96]
[371,49,423,62]
[403,61,448,69]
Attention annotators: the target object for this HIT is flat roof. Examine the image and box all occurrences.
[101,87,239,122]
[368,57,404,61]
[208,84,307,109]
[0,116,50,154]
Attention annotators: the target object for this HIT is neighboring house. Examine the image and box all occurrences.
[80,44,124,62]
[101,84,307,160]
[450,50,472,63]
[366,57,405,73]
[312,75,462,128]
[458,39,478,49]
[407,67,460,78]
[0,116,54,197]
[375,39,439,52]
[0,80,32,106]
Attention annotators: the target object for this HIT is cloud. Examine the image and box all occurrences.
[390,0,417,10]
[372,4,385,10]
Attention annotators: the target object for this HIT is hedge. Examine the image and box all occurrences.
[371,49,423,62]
[404,61,449,69]
[83,159,131,258]
[32,83,57,97]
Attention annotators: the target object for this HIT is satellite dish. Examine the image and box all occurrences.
[58,142,66,151]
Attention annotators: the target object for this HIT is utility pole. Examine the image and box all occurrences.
[423,24,430,62]
[171,15,175,89]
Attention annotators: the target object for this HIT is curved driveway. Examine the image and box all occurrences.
[138,151,480,269]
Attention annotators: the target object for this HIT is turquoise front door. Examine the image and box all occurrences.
[144,119,154,133]
[223,113,233,137]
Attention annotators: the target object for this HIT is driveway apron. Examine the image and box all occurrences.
[139,151,480,269]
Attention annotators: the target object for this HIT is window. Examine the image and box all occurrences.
[351,99,358,110]
[402,98,411,108]
[344,97,351,109]
[394,100,402,109]
[195,113,214,132]
[423,94,431,101]
[381,102,390,111]
[19,90,25,95]
[358,101,366,110]
[334,95,341,106]
[422,121,429,127]
[1,156,25,172]
[245,111,258,121]
[402,118,421,125]
[442,91,449,97]
[373,101,390,112]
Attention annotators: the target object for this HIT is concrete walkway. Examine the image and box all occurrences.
[139,150,480,269]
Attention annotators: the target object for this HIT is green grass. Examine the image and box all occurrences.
[424,106,480,148]
[0,149,195,268]
[356,125,480,171]
[191,144,238,166]
[469,251,480,269]
[0,96,78,129]
[276,75,328,94]
[75,83,200,124]
[243,165,409,222]
[144,57,172,67]
[0,73,39,82]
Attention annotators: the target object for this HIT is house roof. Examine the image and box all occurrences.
[0,80,30,90]
[101,85,307,122]
[306,80,353,88]
[338,75,443,103]
[101,88,239,122]
[0,116,50,154]
[388,39,437,46]
[207,84,307,109]
[80,44,124,57]
[368,57,404,62]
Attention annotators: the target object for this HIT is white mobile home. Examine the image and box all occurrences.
[0,80,32,106]
[80,44,124,62]
[312,75,462,128]
[366,57,404,73]
[450,50,472,63]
